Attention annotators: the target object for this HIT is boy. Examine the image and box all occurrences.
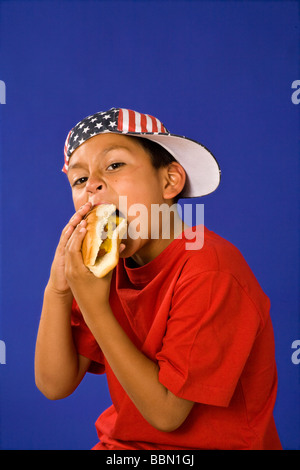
[35,107,282,450]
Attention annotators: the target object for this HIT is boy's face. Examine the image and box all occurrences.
[67,133,172,259]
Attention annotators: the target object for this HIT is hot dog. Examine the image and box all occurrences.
[81,204,127,278]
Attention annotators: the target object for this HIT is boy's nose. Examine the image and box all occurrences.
[85,177,105,194]
[85,177,109,206]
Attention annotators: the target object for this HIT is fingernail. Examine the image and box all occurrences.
[79,202,90,210]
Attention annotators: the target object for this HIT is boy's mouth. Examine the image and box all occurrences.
[85,204,125,220]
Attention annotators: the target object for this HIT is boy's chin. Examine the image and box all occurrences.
[118,238,145,260]
[119,249,128,259]
[118,240,134,259]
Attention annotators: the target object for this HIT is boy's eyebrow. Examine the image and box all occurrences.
[67,145,131,171]
[68,162,85,171]
[101,145,131,156]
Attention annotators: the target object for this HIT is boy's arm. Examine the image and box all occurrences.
[82,303,194,432]
[65,221,194,432]
[35,285,91,400]
[35,203,93,400]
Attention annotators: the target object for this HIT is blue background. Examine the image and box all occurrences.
[0,0,299,450]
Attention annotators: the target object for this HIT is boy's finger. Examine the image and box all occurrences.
[59,224,75,250]
[59,202,92,247]
[64,223,89,276]
[69,202,92,228]
[66,220,87,254]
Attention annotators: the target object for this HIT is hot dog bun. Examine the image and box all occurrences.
[81,204,127,278]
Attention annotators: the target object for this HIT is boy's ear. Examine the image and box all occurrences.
[162,162,186,200]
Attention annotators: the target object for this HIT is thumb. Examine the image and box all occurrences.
[119,243,126,254]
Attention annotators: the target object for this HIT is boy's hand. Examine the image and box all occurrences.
[64,211,114,316]
[48,202,93,295]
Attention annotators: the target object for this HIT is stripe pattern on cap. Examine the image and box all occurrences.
[118,108,168,134]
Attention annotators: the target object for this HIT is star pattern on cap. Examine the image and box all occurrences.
[67,108,122,157]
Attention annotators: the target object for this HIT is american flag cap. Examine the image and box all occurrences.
[63,107,221,197]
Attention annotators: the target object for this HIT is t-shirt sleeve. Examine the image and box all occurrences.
[156,271,262,407]
[71,300,105,374]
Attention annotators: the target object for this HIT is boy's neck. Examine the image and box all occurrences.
[130,211,189,267]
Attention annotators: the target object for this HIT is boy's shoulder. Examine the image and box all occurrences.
[178,226,267,302]
[180,226,246,274]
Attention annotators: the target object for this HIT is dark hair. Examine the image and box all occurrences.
[135,137,177,168]
[129,136,185,201]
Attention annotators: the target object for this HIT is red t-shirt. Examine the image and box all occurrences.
[71,226,282,450]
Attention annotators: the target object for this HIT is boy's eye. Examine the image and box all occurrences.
[107,162,125,171]
[72,177,88,187]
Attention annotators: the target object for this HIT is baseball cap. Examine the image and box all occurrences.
[63,107,221,198]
